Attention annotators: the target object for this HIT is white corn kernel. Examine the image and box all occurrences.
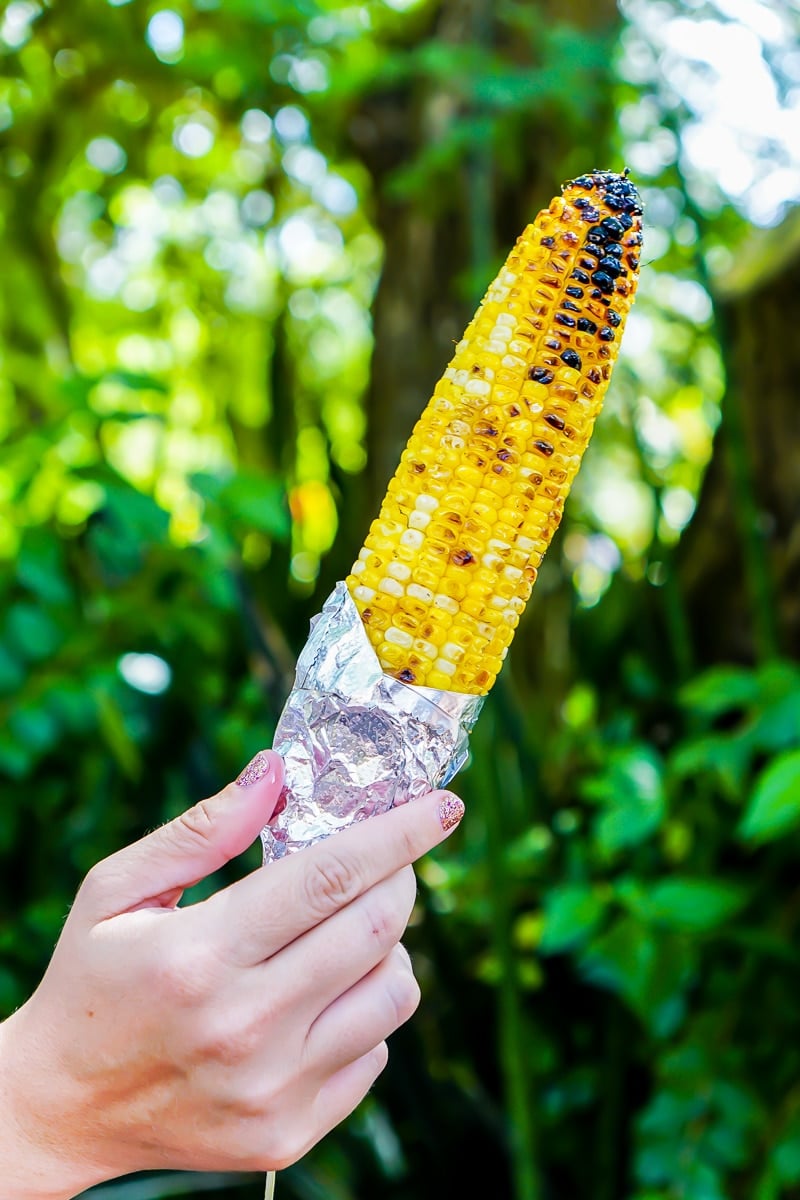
[496,312,516,327]
[351,560,366,576]
[434,657,457,677]
[414,638,437,658]
[409,511,431,531]
[388,561,411,581]
[353,585,376,603]
[378,578,404,597]
[416,495,439,512]
[385,627,413,648]
[408,583,434,603]
[503,565,523,582]
[442,641,466,662]
[516,536,535,552]
[433,595,459,615]
[400,529,424,549]
[465,379,491,396]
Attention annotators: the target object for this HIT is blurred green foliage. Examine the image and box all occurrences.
[2,1,800,1198]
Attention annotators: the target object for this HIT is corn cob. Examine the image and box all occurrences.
[346,170,642,696]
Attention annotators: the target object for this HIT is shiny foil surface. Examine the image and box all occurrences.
[260,583,483,861]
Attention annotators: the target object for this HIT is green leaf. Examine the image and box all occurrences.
[583,746,666,854]
[4,604,63,661]
[539,883,606,954]
[219,471,291,539]
[644,879,748,933]
[680,666,759,719]
[739,749,800,843]
[579,917,694,1034]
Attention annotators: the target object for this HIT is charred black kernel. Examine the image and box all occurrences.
[508,404,521,417]
[627,253,640,270]
[573,175,595,189]
[561,299,580,312]
[604,242,623,258]
[561,348,582,369]
[593,272,616,294]
[579,256,599,270]
[571,269,590,284]
[590,288,602,299]
[497,448,513,462]
[580,206,600,222]
[544,412,566,430]
[587,367,602,384]
[574,196,591,209]
[529,366,555,383]
[619,213,634,230]
[534,439,555,457]
[544,337,561,350]
[600,296,611,305]
[598,326,615,342]
[599,256,623,278]
[541,236,555,247]
[554,313,576,328]
[452,548,475,567]
[577,317,598,334]
[599,216,625,238]
[607,309,621,327]
[626,231,643,246]
[565,285,584,298]
[397,668,416,683]
[586,229,606,244]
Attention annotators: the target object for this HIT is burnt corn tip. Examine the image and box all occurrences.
[564,169,643,217]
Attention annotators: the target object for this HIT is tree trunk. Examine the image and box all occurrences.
[680,217,800,663]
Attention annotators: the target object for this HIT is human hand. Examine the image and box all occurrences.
[0,751,464,1199]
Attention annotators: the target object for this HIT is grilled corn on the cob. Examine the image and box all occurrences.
[346,170,642,696]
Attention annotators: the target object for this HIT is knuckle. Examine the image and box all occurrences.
[149,941,216,1007]
[174,799,216,849]
[386,962,421,1025]
[197,1018,262,1068]
[369,1040,389,1076]
[398,824,420,867]
[362,895,403,951]
[303,849,360,919]
[78,861,110,905]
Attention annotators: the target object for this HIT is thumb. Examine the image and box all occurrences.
[82,750,284,917]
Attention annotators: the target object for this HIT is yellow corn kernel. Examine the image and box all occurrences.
[346,170,642,694]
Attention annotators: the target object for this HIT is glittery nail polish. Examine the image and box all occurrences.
[236,750,278,788]
[438,794,465,832]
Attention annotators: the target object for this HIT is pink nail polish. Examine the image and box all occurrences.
[236,751,278,788]
[438,794,465,832]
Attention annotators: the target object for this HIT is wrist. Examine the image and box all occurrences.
[0,1004,109,1200]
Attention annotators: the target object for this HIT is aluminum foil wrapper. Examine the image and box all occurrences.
[261,582,484,861]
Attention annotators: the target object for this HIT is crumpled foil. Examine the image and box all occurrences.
[261,582,484,861]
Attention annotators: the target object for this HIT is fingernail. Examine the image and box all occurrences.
[438,793,465,832]
[236,750,280,788]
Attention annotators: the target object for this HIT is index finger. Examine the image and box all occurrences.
[207,789,465,965]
